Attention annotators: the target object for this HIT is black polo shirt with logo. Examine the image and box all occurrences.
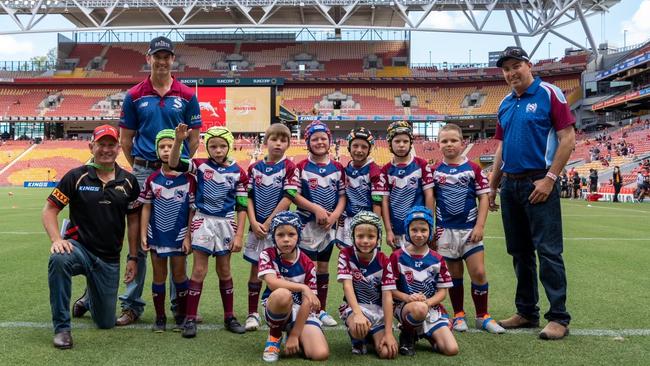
[47,164,140,262]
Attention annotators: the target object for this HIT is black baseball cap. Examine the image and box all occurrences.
[496,46,530,67]
[148,36,175,55]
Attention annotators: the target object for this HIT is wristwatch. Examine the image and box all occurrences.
[127,255,139,263]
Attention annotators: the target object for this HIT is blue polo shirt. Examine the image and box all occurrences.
[120,77,202,162]
[495,77,575,174]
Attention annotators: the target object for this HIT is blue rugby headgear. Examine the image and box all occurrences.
[270,211,303,249]
[403,206,434,244]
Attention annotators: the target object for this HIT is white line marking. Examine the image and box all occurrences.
[562,202,650,214]
[1,322,649,336]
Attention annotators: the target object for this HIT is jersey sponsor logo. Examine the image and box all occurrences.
[51,188,69,205]
[115,185,128,196]
[265,167,273,173]
[190,114,201,121]
[397,170,406,175]
[308,178,318,189]
[404,270,414,284]
[78,185,100,192]
[204,169,214,180]
[352,170,358,176]
[139,101,149,108]
[172,97,183,110]
[526,103,538,113]
[165,180,173,186]
[414,261,423,268]
[319,168,326,174]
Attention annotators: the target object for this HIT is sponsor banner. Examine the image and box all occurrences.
[179,78,283,86]
[24,181,57,188]
[197,87,271,133]
[596,52,650,80]
[297,114,447,122]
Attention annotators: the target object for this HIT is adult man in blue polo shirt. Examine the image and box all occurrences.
[116,36,202,325]
[488,47,575,340]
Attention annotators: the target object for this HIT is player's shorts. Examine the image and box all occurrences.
[149,244,186,257]
[263,302,322,331]
[299,221,336,262]
[395,303,449,339]
[434,227,484,261]
[190,212,235,256]
[335,216,354,249]
[339,303,385,335]
[244,233,273,265]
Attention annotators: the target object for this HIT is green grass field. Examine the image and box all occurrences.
[1,187,649,365]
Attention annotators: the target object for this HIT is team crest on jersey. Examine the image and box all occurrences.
[526,103,538,113]
[437,175,447,185]
[255,175,263,186]
[408,177,418,188]
[404,270,414,284]
[154,188,162,198]
[352,270,364,281]
[309,178,319,189]
[174,189,185,201]
[204,169,214,180]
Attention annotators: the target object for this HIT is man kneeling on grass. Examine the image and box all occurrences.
[42,124,140,349]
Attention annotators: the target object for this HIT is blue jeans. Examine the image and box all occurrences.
[119,163,180,316]
[49,240,119,334]
[499,174,571,326]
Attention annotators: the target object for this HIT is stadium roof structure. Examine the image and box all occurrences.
[1,0,619,57]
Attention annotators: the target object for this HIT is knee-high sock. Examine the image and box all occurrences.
[185,280,203,321]
[152,283,166,319]
[266,309,290,338]
[248,281,262,315]
[402,312,424,334]
[449,278,464,315]
[316,273,329,311]
[219,278,235,319]
[471,282,489,318]
[174,280,189,319]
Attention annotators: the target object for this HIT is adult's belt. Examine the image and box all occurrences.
[504,169,548,180]
[133,158,161,169]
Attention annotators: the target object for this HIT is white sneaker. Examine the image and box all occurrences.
[318,310,338,326]
[476,315,506,334]
[262,335,281,362]
[245,312,261,331]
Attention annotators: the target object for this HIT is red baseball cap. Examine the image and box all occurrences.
[92,124,119,142]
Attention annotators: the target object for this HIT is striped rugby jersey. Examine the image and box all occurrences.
[343,159,385,218]
[247,157,299,223]
[139,170,195,248]
[389,248,452,302]
[337,246,396,306]
[380,156,434,235]
[296,157,346,223]
[187,158,247,218]
[258,247,317,305]
[433,158,490,230]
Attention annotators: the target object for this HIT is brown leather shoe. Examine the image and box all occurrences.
[53,331,73,349]
[539,321,569,340]
[116,309,139,326]
[72,291,88,318]
[497,314,539,329]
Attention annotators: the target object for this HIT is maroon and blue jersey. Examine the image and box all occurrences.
[247,157,299,223]
[337,246,396,306]
[183,158,247,218]
[296,157,346,223]
[389,248,452,302]
[139,170,195,248]
[380,156,434,236]
[433,158,490,230]
[120,77,202,162]
[495,77,575,174]
[343,160,384,218]
[258,247,317,305]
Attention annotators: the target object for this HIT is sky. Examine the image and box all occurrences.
[0,1,646,64]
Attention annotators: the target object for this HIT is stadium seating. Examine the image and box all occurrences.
[0,140,31,170]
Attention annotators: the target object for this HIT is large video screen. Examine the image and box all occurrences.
[196,87,271,133]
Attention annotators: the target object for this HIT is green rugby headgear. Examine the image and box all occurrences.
[155,129,177,159]
[205,126,234,158]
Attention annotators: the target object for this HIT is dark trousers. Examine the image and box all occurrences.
[613,183,621,202]
[49,240,120,334]
[499,175,571,326]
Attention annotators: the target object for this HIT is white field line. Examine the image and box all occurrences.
[561,202,650,214]
[1,321,649,337]
[1,232,650,241]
